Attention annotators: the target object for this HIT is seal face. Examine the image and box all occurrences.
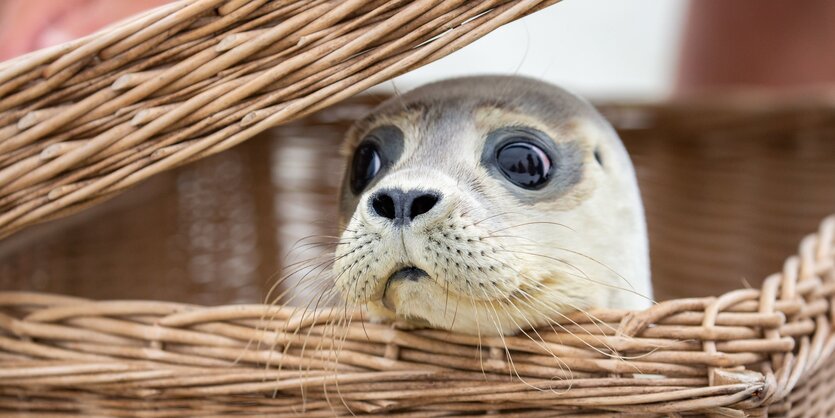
[334,75,651,336]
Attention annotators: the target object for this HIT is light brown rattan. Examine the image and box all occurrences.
[3,0,835,416]
[0,0,558,239]
[0,215,833,416]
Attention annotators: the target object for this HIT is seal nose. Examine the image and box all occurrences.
[370,188,440,225]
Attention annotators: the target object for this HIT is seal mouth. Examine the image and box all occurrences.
[386,266,429,284]
[382,266,429,311]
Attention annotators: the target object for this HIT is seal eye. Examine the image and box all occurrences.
[350,142,382,194]
[496,141,552,189]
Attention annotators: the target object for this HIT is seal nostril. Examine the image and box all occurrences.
[372,193,396,219]
[410,194,438,220]
[370,189,440,224]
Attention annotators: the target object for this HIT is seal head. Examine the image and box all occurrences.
[333,75,650,336]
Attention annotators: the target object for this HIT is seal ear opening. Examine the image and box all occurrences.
[594,148,604,166]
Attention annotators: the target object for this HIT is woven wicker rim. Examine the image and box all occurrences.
[3,1,835,416]
[0,0,558,239]
[1,215,833,415]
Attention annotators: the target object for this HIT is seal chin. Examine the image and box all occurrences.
[382,266,429,311]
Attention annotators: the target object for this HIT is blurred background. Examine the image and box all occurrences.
[1,0,834,305]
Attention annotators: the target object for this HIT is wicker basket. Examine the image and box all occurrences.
[1,0,835,416]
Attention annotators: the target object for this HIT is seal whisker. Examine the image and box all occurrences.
[543,302,650,376]
[545,293,672,361]
[514,286,658,368]
[448,284,463,333]
[502,291,577,389]
[463,280,488,379]
[476,285,535,388]
[511,287,621,359]
[498,248,652,302]
[281,231,348,265]
[486,220,576,235]
[499,291,577,385]
[289,287,342,409]
[548,246,644,295]
[266,266,338,376]
[261,253,347,383]
[329,298,361,415]
[291,239,355,254]
[475,252,622,360]
[470,210,522,227]
[513,291,656,374]
[267,253,338,308]
[546,294,620,337]
[491,248,593,284]
[292,286,341,373]
[258,253,338,369]
[307,295,349,415]
[466,249,622,360]
[265,250,341,308]
[443,274,451,317]
[301,293,354,414]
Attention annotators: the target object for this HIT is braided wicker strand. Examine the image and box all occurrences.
[0,0,560,239]
[0,215,832,416]
[2,0,835,416]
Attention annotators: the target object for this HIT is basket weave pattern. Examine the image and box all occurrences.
[0,0,556,239]
[4,0,835,416]
[1,216,833,416]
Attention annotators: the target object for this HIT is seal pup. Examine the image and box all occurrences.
[333,75,651,336]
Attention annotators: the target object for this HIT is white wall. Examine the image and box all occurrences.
[374,0,689,101]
